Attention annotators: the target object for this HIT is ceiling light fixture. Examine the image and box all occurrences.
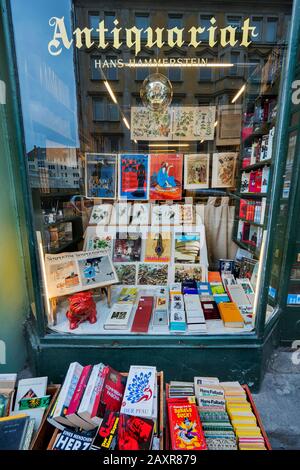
[232,84,246,103]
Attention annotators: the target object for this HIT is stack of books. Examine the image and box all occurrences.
[184,295,207,333]
[222,382,267,450]
[195,377,237,450]
[168,381,195,399]
[152,289,169,331]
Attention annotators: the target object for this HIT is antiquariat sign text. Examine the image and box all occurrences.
[48,17,258,56]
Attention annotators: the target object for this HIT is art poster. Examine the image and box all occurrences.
[184,154,210,189]
[114,263,137,285]
[151,204,177,227]
[174,264,205,283]
[193,106,216,140]
[144,232,171,263]
[216,105,242,146]
[130,107,172,141]
[119,154,149,200]
[89,204,112,225]
[137,263,169,285]
[85,153,117,199]
[83,227,113,253]
[149,154,183,200]
[113,232,142,263]
[211,152,238,188]
[173,204,194,225]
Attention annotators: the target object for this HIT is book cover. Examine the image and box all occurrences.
[117,287,138,304]
[218,302,244,328]
[174,232,200,264]
[144,232,171,263]
[197,282,212,296]
[131,297,154,333]
[52,428,96,451]
[130,203,150,227]
[150,154,183,200]
[90,411,119,450]
[118,414,154,450]
[168,403,207,450]
[104,304,133,330]
[113,233,142,262]
[121,366,156,418]
[0,415,30,450]
[210,283,226,295]
[77,363,105,426]
[227,284,251,307]
[201,301,220,320]
[67,365,92,417]
[91,367,125,425]
[207,272,222,283]
[14,377,48,411]
[119,154,149,201]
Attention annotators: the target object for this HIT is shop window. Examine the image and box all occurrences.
[266,18,278,43]
[251,16,263,42]
[104,12,116,38]
[230,52,240,76]
[135,13,150,38]
[199,57,213,81]
[136,60,150,81]
[106,57,118,81]
[199,15,212,41]
[89,12,100,37]
[168,59,182,82]
[227,16,243,31]
[90,56,101,80]
[93,97,120,122]
[168,14,183,30]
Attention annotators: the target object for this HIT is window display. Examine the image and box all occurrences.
[8,0,293,343]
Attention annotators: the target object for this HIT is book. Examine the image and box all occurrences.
[201,301,220,320]
[77,363,105,427]
[14,377,48,411]
[131,296,154,333]
[168,403,207,450]
[207,271,222,283]
[170,308,187,332]
[117,287,138,304]
[118,414,154,450]
[227,284,251,307]
[121,366,156,418]
[218,302,244,328]
[152,309,169,328]
[113,233,142,262]
[90,367,125,426]
[52,428,96,450]
[66,365,93,429]
[214,294,230,304]
[197,282,212,296]
[104,303,133,330]
[0,414,30,450]
[90,411,119,450]
[144,232,171,263]
[210,282,226,295]
[174,232,200,264]
[53,362,83,426]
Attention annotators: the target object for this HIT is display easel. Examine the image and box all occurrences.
[50,285,112,325]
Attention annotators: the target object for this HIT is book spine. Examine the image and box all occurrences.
[53,362,82,419]
[91,366,109,419]
[67,365,92,415]
[78,364,102,414]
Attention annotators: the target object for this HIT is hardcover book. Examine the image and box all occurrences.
[174,232,200,264]
[168,403,207,450]
[218,302,244,328]
[144,232,171,263]
[131,297,154,333]
[66,365,93,429]
[104,304,133,330]
[121,366,156,418]
[113,233,142,263]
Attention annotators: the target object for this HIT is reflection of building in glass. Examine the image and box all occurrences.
[73,0,290,154]
[27,146,82,190]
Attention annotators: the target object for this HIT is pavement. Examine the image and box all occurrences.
[252,347,300,450]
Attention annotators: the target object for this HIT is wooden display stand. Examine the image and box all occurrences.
[47,371,164,450]
[50,285,112,325]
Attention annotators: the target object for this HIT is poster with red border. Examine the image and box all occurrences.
[149,154,183,201]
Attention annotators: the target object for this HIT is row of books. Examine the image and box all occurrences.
[240,167,270,194]
[0,374,49,450]
[242,127,274,168]
[167,376,268,451]
[239,198,266,225]
[49,363,159,450]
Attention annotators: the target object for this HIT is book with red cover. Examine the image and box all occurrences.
[90,411,119,450]
[255,168,263,193]
[117,414,154,450]
[239,199,247,219]
[249,171,256,192]
[168,402,207,450]
[91,366,125,425]
[201,300,221,320]
[131,296,154,333]
[65,365,93,427]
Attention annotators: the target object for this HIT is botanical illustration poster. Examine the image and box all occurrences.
[89,204,112,225]
[216,105,242,146]
[119,154,149,200]
[193,106,216,140]
[172,106,216,141]
[184,154,210,189]
[83,227,113,253]
[174,264,205,283]
[172,107,195,140]
[114,263,137,285]
[45,250,118,298]
[113,232,142,263]
[137,263,169,285]
[85,153,117,199]
[131,107,172,141]
[150,154,183,200]
[174,232,201,264]
[211,152,238,188]
[144,232,171,263]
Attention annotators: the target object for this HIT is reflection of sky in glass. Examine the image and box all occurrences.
[10,0,79,151]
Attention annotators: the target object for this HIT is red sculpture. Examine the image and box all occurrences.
[66,291,97,330]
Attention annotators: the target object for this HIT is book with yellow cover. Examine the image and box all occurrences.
[218,302,244,328]
[144,232,171,263]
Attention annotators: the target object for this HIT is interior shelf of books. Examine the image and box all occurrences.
[0,365,271,451]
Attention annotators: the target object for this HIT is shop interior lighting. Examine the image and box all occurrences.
[231,84,246,103]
